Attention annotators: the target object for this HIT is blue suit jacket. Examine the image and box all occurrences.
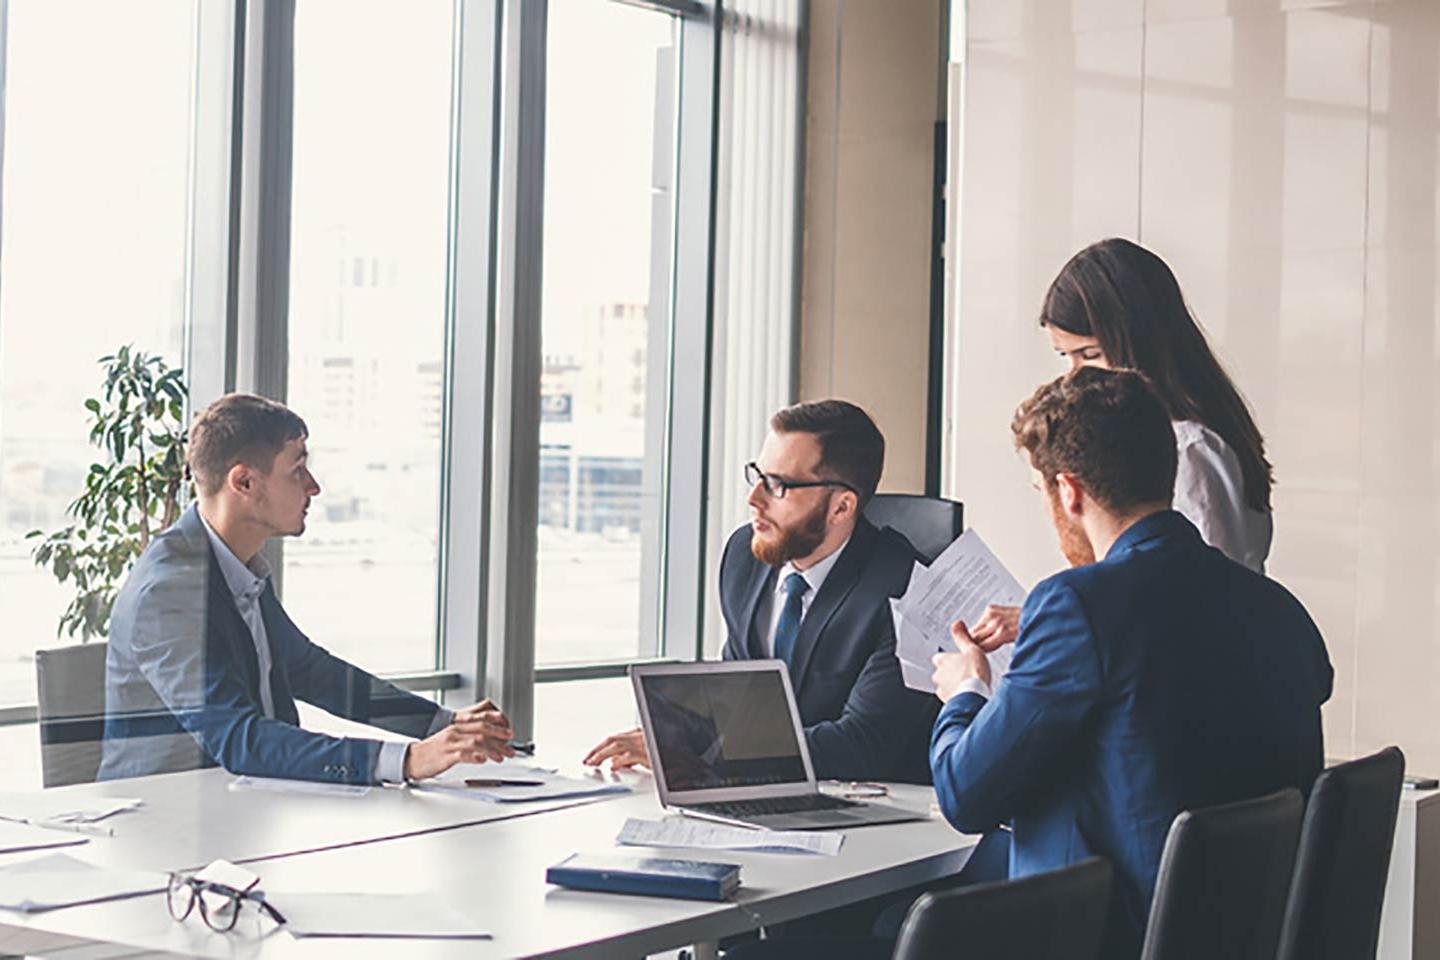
[99,506,442,784]
[931,511,1332,957]
[719,516,939,783]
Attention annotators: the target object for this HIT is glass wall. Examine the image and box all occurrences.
[282,0,456,674]
[535,0,679,666]
[0,1,197,705]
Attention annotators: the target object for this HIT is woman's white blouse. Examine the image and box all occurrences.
[1172,420,1273,573]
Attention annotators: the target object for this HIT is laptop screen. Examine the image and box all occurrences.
[638,669,809,793]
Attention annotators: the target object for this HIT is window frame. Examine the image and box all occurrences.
[0,0,728,745]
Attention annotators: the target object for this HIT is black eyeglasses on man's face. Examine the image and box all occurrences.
[744,461,857,500]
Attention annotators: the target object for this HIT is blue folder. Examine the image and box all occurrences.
[546,853,741,901]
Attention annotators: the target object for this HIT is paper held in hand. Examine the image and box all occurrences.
[891,528,1026,694]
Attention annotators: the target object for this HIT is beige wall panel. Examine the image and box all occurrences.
[948,27,1144,586]
[800,0,941,494]
[1352,0,1440,772]
[966,0,1143,41]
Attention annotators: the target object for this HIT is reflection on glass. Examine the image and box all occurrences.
[283,0,454,674]
[0,1,194,706]
[537,1,679,665]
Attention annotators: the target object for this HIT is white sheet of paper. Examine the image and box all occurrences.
[0,853,166,913]
[229,776,372,798]
[421,762,630,803]
[0,793,141,826]
[0,820,88,855]
[898,656,935,695]
[275,892,490,939]
[892,529,1025,694]
[616,817,844,856]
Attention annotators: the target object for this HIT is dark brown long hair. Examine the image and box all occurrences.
[1040,238,1273,512]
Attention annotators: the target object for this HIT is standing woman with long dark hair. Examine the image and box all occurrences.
[970,237,1275,650]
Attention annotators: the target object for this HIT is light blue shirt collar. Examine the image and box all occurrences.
[196,508,271,603]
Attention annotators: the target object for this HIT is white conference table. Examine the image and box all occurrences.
[0,765,978,959]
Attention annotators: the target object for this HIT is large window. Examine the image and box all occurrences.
[535,0,680,666]
[0,1,197,706]
[282,0,456,675]
[0,0,734,760]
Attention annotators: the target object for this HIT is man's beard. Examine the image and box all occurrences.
[1048,488,1096,567]
[751,497,830,567]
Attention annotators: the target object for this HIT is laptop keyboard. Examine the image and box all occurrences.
[690,793,860,818]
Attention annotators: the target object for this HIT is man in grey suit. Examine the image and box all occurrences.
[100,393,513,784]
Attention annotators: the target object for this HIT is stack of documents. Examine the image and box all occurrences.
[890,528,1026,694]
[0,853,166,912]
[421,759,631,803]
[616,817,844,856]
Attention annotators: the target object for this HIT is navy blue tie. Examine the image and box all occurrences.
[773,572,810,666]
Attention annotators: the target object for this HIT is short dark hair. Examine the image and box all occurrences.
[1011,367,1176,512]
[188,393,308,496]
[770,399,885,507]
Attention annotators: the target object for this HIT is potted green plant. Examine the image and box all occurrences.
[27,346,189,640]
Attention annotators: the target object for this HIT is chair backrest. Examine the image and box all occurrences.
[863,493,963,564]
[1141,788,1305,960]
[1276,747,1406,960]
[35,642,109,788]
[894,857,1113,960]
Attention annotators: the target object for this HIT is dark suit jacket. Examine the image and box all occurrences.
[719,515,939,783]
[99,505,442,784]
[931,510,1333,958]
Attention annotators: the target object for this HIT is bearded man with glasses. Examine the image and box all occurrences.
[585,400,939,784]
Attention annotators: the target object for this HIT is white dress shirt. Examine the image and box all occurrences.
[756,535,852,658]
[1172,420,1273,573]
[197,514,424,783]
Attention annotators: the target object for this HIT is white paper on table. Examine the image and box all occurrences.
[274,892,490,939]
[0,820,88,855]
[0,792,141,826]
[420,761,630,803]
[229,776,372,798]
[616,817,844,856]
[0,853,166,913]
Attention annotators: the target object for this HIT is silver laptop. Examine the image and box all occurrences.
[630,660,927,831]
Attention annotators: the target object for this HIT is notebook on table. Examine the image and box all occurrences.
[546,853,740,901]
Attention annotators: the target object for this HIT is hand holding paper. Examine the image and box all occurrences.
[890,528,1025,696]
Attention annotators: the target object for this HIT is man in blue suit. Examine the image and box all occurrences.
[585,400,938,783]
[100,393,515,785]
[930,367,1333,958]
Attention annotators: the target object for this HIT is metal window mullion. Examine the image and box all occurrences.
[233,0,297,588]
[660,10,721,663]
[485,0,547,742]
[184,0,245,413]
[438,0,502,709]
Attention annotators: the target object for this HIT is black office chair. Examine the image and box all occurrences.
[863,493,963,564]
[1276,747,1406,960]
[1140,788,1305,960]
[892,857,1113,960]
